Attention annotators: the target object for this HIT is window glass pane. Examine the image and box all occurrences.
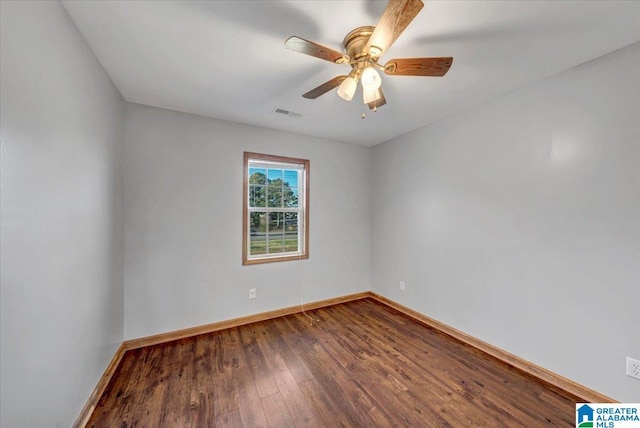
[284,170,298,188]
[267,234,284,253]
[267,211,285,250]
[267,169,285,207]
[284,212,298,253]
[267,169,283,182]
[249,168,267,185]
[250,212,266,232]
[284,212,298,231]
[284,233,298,252]
[267,186,283,207]
[285,188,298,208]
[249,185,265,207]
[268,212,284,233]
[249,212,266,255]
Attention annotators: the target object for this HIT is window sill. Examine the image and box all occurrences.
[243,253,309,266]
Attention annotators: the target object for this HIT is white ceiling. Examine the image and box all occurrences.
[62,1,640,146]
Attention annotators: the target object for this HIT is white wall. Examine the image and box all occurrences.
[0,2,125,427]
[124,104,371,339]
[372,42,640,402]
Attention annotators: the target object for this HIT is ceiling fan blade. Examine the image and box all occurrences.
[303,76,347,99]
[365,0,424,58]
[384,57,453,76]
[285,36,347,64]
[367,87,387,110]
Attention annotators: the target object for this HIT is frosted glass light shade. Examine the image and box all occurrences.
[363,87,382,104]
[337,76,357,101]
[361,67,382,92]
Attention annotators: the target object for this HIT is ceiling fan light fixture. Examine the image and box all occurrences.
[363,87,382,105]
[361,66,382,93]
[337,75,358,101]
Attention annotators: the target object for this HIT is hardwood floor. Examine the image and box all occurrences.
[89,298,579,427]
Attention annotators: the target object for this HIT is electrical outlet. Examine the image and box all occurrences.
[627,357,640,380]
[399,281,405,292]
[249,288,256,299]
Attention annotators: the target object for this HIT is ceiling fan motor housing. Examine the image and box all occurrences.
[343,26,376,64]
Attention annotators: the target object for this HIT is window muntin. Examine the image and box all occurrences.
[243,152,309,265]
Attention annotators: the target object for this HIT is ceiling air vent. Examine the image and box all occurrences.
[274,108,303,118]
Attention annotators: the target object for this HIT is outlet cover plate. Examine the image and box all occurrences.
[627,357,640,380]
[399,281,405,292]
[249,288,256,299]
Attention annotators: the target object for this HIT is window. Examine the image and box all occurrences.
[243,152,309,265]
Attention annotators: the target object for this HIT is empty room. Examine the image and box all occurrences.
[1,0,639,426]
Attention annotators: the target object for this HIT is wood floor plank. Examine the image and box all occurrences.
[137,343,172,427]
[190,336,215,427]
[89,298,578,427]
[158,339,193,427]
[225,328,269,427]
[237,322,280,398]
[215,408,242,428]
[261,392,295,428]
[258,351,320,427]
[261,318,315,384]
[211,332,239,417]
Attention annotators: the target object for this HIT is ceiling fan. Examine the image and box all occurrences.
[285,0,453,111]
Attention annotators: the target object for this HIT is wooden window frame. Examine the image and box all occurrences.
[242,152,309,265]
